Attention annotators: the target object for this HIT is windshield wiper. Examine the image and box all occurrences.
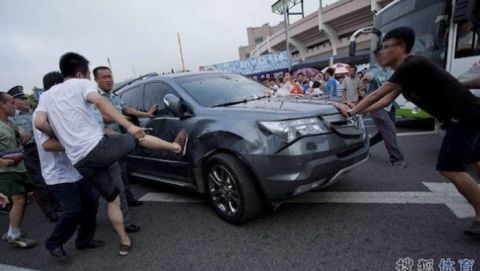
[211,100,248,107]
[211,95,269,108]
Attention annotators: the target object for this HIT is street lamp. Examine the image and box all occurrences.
[272,0,305,72]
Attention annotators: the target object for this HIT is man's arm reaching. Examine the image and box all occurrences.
[335,81,401,116]
[86,92,145,139]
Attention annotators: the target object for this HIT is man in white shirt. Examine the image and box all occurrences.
[36,71,104,259]
[341,66,362,103]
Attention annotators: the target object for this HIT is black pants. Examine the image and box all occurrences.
[23,144,60,216]
[74,134,137,202]
[436,109,480,172]
[45,179,97,250]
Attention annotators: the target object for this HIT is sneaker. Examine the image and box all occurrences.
[7,235,37,249]
[174,129,188,156]
[389,160,408,168]
[119,243,131,256]
[2,233,25,242]
[464,220,480,237]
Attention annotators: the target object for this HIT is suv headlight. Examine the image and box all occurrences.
[259,117,329,142]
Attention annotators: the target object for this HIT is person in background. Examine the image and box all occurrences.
[357,70,368,98]
[363,49,406,167]
[0,92,37,249]
[340,66,362,103]
[324,68,338,98]
[93,66,153,208]
[296,73,310,93]
[306,73,324,96]
[7,85,61,222]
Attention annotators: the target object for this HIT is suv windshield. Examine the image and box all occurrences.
[175,73,268,107]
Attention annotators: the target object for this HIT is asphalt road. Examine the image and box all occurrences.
[0,133,479,271]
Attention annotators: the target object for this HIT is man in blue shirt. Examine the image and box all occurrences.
[324,68,338,98]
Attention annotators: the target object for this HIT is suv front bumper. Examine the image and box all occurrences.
[242,133,369,201]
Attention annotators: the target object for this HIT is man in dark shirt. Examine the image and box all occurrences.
[335,27,480,237]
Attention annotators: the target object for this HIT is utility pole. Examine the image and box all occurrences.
[177,32,186,72]
[283,1,293,72]
[107,57,112,70]
[132,64,137,77]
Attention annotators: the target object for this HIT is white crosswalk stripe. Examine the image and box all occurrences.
[140,182,475,218]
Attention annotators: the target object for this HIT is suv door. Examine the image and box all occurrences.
[118,84,147,172]
[139,81,190,182]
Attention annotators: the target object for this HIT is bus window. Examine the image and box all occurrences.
[455,19,480,57]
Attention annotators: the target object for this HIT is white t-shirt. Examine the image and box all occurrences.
[36,79,104,165]
[32,110,82,185]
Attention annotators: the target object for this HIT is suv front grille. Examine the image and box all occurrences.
[322,114,363,137]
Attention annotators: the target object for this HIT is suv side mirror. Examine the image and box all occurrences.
[163,94,184,116]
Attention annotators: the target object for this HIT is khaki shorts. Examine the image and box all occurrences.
[0,172,35,197]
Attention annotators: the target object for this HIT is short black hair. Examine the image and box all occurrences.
[325,68,335,76]
[42,71,64,91]
[350,65,357,72]
[59,52,90,77]
[383,27,415,53]
[93,66,111,79]
[297,72,304,77]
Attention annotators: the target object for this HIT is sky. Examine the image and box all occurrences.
[0,0,337,93]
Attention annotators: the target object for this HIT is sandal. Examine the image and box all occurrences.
[119,243,131,256]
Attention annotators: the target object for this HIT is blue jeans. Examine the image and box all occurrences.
[45,179,97,250]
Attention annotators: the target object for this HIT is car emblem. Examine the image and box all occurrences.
[349,117,359,128]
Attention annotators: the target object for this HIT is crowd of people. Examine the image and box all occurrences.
[259,65,370,102]
[0,26,479,263]
[0,53,188,258]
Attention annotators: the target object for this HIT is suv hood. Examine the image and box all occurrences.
[227,96,339,116]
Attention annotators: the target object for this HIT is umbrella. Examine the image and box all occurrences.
[321,63,351,76]
[293,67,320,78]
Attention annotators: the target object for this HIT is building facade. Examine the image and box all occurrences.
[238,0,393,67]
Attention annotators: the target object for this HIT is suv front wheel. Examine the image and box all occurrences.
[205,153,263,225]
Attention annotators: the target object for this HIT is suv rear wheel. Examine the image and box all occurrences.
[205,153,263,225]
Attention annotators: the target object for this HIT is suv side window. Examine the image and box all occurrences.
[121,85,144,111]
[144,82,176,116]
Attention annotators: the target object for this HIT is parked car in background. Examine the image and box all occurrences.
[116,72,369,224]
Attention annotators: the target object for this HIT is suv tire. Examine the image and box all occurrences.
[205,153,263,225]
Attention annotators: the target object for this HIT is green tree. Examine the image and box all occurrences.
[29,86,43,109]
